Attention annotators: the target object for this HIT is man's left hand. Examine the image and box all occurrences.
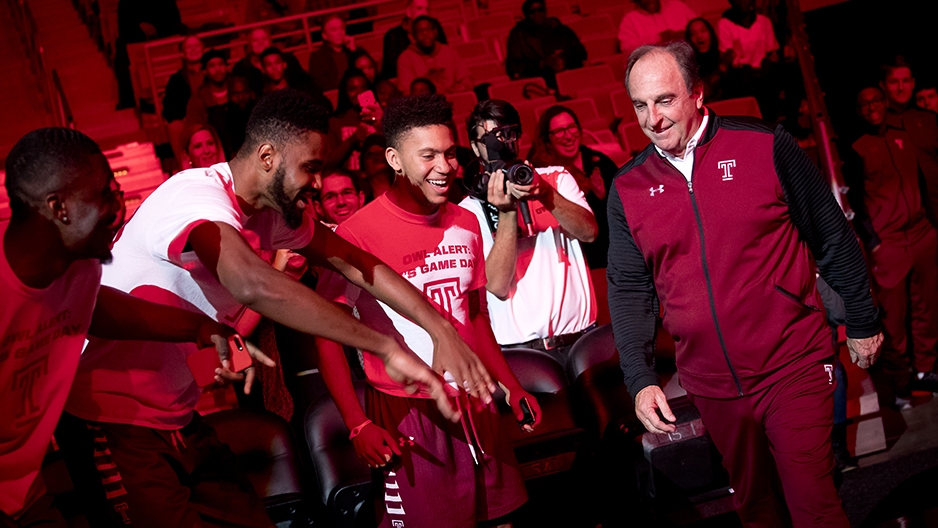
[504,386,542,433]
[430,326,496,405]
[198,321,275,393]
[847,333,883,369]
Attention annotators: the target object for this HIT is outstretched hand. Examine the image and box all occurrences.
[199,324,275,394]
[430,326,496,406]
[503,385,542,433]
[634,385,676,434]
[847,333,883,369]
[383,345,462,422]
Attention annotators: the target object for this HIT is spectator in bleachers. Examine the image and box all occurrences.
[506,0,587,91]
[843,86,938,408]
[685,17,730,102]
[880,56,938,227]
[114,0,186,109]
[233,27,305,97]
[617,0,697,58]
[528,105,617,269]
[314,169,366,227]
[308,15,355,92]
[180,124,226,169]
[185,49,230,127]
[410,77,437,95]
[916,78,938,113]
[208,75,257,159]
[381,0,447,81]
[360,133,395,199]
[397,16,472,95]
[717,0,781,120]
[375,79,404,109]
[260,47,334,112]
[460,99,598,367]
[162,36,207,163]
[328,68,381,169]
[350,49,380,84]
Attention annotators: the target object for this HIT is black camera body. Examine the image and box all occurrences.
[462,125,534,200]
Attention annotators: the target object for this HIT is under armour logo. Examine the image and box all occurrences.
[649,184,664,196]
[718,160,736,181]
[398,436,415,447]
[895,138,904,149]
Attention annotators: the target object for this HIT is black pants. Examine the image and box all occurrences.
[55,412,272,528]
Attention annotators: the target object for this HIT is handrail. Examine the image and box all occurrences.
[141,0,413,121]
[51,70,75,128]
[8,0,74,128]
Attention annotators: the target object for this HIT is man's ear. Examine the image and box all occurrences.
[312,200,324,218]
[46,192,68,224]
[385,147,403,174]
[257,143,276,172]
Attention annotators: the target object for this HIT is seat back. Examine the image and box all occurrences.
[708,96,763,119]
[488,77,547,103]
[305,381,372,528]
[556,63,616,98]
[565,14,617,39]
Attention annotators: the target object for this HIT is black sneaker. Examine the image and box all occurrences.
[911,372,938,394]
[832,424,858,473]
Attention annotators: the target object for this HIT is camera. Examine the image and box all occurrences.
[462,125,534,200]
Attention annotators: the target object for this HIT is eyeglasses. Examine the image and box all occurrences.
[548,123,580,139]
[857,97,885,109]
[489,125,518,142]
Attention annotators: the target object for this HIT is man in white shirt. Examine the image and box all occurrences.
[459,99,598,366]
[618,0,698,58]
[60,89,496,527]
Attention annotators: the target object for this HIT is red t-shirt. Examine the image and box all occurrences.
[317,195,486,398]
[0,226,102,516]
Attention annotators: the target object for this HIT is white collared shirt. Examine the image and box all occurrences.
[655,110,709,183]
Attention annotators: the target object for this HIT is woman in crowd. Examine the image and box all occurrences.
[528,105,617,269]
[328,68,381,169]
[179,123,225,170]
[685,17,730,102]
[350,48,380,85]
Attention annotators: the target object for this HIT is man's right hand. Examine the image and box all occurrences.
[352,423,401,468]
[635,385,677,434]
[486,169,515,211]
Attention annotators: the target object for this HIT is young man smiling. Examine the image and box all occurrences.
[61,89,495,527]
[316,94,539,528]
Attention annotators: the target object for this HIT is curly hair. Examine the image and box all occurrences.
[382,93,453,149]
[5,127,105,217]
[237,89,331,158]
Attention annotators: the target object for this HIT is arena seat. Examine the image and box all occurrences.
[514,95,558,140]
[566,14,617,39]
[536,97,606,132]
[467,13,518,40]
[555,63,616,98]
[305,381,372,528]
[611,88,637,122]
[618,120,651,155]
[708,95,763,119]
[205,408,315,524]
[447,90,480,118]
[582,35,620,63]
[488,77,547,103]
[469,60,508,84]
[452,39,497,66]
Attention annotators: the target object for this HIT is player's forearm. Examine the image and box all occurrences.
[88,286,214,343]
[484,210,519,299]
[315,336,370,430]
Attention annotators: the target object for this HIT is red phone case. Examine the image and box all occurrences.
[186,335,252,387]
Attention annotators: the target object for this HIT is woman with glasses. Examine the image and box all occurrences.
[528,105,618,269]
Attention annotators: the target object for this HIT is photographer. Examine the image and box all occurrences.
[459,99,598,367]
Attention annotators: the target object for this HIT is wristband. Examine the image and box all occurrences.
[349,419,372,440]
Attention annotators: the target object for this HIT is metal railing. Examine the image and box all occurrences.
[8,0,75,128]
[138,0,466,122]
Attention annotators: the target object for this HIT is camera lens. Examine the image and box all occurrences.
[506,163,534,186]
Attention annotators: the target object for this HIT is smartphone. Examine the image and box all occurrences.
[186,335,252,387]
[357,90,377,109]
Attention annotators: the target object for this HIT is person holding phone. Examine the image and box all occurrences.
[327,68,383,169]
[316,94,539,528]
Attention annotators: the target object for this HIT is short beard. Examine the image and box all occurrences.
[268,163,304,229]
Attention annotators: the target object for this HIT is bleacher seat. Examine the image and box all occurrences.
[618,120,651,155]
[452,39,497,66]
[708,96,763,119]
[566,14,617,39]
[611,89,637,122]
[467,13,518,40]
[514,95,559,141]
[469,61,509,84]
[536,98,604,132]
[582,36,620,63]
[488,77,547,103]
[479,29,509,61]
[448,90,480,118]
[555,63,616,98]
[573,86,617,124]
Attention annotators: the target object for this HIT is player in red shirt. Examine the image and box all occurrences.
[316,94,541,528]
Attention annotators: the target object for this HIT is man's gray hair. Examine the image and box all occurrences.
[625,41,701,96]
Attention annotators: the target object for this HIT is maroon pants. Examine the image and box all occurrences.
[872,230,938,393]
[688,358,848,528]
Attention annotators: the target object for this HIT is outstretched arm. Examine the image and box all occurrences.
[298,219,496,403]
